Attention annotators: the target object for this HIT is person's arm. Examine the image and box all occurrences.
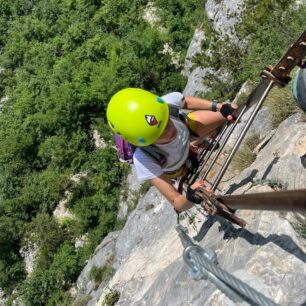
[183,96,238,121]
[183,96,223,111]
[150,174,194,212]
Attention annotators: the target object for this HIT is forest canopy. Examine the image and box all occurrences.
[0,0,202,304]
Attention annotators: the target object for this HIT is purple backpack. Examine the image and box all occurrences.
[114,134,136,164]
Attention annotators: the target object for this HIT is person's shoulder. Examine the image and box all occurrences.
[133,147,161,177]
[133,147,144,162]
[161,92,184,108]
[133,147,155,164]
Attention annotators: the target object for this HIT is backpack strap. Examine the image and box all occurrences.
[168,104,180,118]
[168,103,200,137]
[141,145,169,166]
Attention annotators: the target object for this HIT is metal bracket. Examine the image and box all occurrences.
[195,185,247,227]
[261,30,306,86]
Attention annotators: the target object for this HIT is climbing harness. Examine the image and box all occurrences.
[177,29,306,227]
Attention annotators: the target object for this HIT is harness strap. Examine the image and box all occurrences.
[164,150,199,179]
[141,146,169,166]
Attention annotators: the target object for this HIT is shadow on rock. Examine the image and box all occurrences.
[300,154,306,169]
[261,157,279,180]
[194,215,306,263]
[225,169,258,195]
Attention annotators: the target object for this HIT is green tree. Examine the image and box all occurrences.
[0,0,202,302]
[0,216,25,292]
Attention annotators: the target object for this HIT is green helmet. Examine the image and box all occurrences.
[106,88,169,146]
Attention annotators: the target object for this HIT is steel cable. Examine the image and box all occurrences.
[176,225,277,306]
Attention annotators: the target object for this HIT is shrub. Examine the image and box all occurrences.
[89,265,114,284]
[103,289,120,306]
[20,242,80,306]
[293,214,306,239]
[71,295,91,306]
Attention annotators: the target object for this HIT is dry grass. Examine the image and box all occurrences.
[265,84,298,128]
[231,144,257,172]
[244,133,260,151]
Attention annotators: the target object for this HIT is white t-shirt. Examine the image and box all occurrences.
[133,92,190,182]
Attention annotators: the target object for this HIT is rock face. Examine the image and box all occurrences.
[117,165,142,220]
[182,29,206,76]
[183,66,212,97]
[182,29,211,96]
[92,114,306,306]
[223,113,306,193]
[76,1,306,305]
[98,188,182,305]
[53,172,87,222]
[0,289,7,306]
[205,0,245,40]
[183,0,245,97]
[75,231,120,306]
[19,245,38,275]
[226,105,273,148]
[227,81,274,147]
[93,130,108,149]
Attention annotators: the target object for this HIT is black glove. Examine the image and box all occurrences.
[186,185,202,204]
[220,103,235,118]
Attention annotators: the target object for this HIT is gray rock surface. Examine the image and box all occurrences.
[94,113,306,306]
[93,130,108,149]
[19,245,38,275]
[223,113,306,193]
[114,188,179,271]
[183,0,245,97]
[0,289,6,306]
[226,81,274,147]
[183,66,212,97]
[182,28,206,77]
[75,231,120,304]
[117,165,142,220]
[182,28,212,96]
[226,105,273,148]
[77,2,306,305]
[205,0,244,40]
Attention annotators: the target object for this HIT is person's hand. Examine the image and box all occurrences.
[186,186,202,204]
[186,180,204,204]
[220,103,238,122]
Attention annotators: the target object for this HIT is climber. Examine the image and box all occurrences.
[106,88,237,212]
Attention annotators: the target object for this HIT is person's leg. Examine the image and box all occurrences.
[186,110,226,146]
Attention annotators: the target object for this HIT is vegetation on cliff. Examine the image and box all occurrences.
[0,0,202,304]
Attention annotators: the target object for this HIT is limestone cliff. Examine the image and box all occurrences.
[76,110,306,306]
[75,1,306,305]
